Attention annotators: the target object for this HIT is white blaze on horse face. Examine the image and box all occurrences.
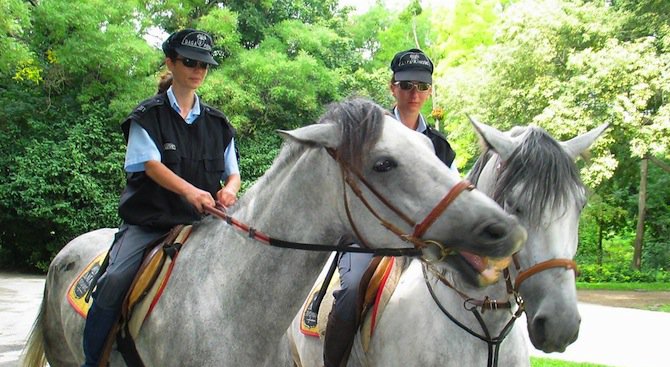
[517,195,582,271]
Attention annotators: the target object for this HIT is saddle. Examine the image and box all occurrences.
[298,255,404,350]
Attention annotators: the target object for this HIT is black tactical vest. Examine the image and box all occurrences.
[118,94,235,228]
[388,108,456,167]
[423,124,456,168]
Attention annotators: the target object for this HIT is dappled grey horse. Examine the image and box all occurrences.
[21,99,525,367]
[286,119,607,366]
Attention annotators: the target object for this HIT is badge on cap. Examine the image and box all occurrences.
[181,31,213,52]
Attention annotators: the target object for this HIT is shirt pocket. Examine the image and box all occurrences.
[204,157,225,173]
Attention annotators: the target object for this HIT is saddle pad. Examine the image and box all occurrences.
[298,255,404,348]
[360,256,403,351]
[67,251,108,318]
[299,267,340,337]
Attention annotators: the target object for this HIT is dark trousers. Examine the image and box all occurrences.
[331,251,374,322]
[81,224,165,367]
[324,250,374,367]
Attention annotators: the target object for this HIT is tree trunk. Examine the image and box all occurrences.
[632,157,648,269]
[412,18,420,49]
[597,219,603,265]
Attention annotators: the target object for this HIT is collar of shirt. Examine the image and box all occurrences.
[392,106,427,133]
[167,86,201,125]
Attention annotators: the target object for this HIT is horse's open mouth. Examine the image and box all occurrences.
[458,251,511,286]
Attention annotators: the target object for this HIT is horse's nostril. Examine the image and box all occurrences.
[531,316,548,346]
[483,222,507,240]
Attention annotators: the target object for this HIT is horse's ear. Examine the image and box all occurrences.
[277,123,341,148]
[467,115,516,160]
[560,123,608,160]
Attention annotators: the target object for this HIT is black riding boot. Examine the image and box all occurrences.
[323,311,359,367]
[82,302,118,367]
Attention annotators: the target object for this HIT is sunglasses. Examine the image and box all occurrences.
[176,57,210,70]
[394,81,431,92]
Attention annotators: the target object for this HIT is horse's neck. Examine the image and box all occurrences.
[232,147,345,244]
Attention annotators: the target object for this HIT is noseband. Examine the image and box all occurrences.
[511,256,578,291]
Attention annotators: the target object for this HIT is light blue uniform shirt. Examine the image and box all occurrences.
[392,107,459,173]
[124,86,239,181]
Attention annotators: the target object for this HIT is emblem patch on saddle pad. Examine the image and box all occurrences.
[67,251,107,318]
[299,256,404,350]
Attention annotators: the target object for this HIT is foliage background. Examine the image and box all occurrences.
[0,0,668,281]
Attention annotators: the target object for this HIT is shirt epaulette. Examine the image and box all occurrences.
[132,95,166,115]
[202,103,228,121]
[121,94,167,142]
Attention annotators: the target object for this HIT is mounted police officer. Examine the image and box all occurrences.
[323,48,457,367]
[81,28,240,367]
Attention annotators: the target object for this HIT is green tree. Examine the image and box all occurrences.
[434,0,669,273]
[0,0,359,271]
[1,0,34,77]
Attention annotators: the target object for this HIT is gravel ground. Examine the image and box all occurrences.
[577,289,670,310]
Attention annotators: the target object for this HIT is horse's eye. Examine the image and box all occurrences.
[373,158,397,172]
[505,200,523,216]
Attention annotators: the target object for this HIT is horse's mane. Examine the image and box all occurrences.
[468,126,585,226]
[322,98,385,174]
[241,98,385,200]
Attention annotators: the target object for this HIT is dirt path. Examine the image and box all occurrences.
[577,289,670,310]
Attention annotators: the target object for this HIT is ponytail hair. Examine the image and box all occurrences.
[157,71,173,94]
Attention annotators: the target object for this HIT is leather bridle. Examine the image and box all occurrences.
[509,255,578,291]
[330,146,474,255]
[206,147,474,258]
[417,150,582,367]
[420,254,578,367]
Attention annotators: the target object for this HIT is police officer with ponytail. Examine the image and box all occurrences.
[81,29,240,366]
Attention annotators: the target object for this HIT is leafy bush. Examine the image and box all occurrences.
[0,106,124,271]
[578,263,670,283]
[236,130,283,193]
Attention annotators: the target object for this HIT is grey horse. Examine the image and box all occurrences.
[21,99,526,367]
[286,119,607,366]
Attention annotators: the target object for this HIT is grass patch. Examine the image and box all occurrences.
[648,304,670,312]
[576,282,670,291]
[531,357,612,366]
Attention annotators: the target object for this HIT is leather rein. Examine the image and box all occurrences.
[205,147,474,258]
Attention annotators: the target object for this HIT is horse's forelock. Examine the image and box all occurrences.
[492,127,584,226]
[467,149,495,186]
[320,98,385,173]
